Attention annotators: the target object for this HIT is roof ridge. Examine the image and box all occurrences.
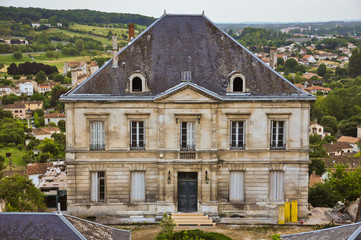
[57,213,87,240]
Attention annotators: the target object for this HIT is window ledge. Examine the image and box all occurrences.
[230,147,246,151]
[226,92,251,95]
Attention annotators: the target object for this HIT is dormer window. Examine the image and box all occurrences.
[227,72,247,93]
[132,77,142,92]
[129,72,149,93]
[233,77,243,92]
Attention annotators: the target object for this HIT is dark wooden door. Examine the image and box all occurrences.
[178,172,197,212]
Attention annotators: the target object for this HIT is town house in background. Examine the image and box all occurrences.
[61,14,315,223]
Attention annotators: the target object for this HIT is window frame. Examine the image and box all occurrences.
[85,113,109,151]
[90,171,106,202]
[270,120,286,150]
[90,120,106,150]
[267,113,291,151]
[130,120,145,150]
[230,120,245,149]
[180,121,196,151]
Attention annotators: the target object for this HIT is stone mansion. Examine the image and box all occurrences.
[60,14,315,223]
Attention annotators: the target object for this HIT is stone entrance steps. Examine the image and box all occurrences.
[172,213,216,226]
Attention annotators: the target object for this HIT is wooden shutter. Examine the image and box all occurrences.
[229,171,245,201]
[270,171,284,201]
[187,122,195,148]
[131,172,145,201]
[91,172,98,201]
[90,121,97,149]
[98,121,105,149]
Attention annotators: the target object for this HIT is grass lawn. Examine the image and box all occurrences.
[0,52,112,73]
[0,147,27,170]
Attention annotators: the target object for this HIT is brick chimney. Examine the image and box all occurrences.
[112,33,118,68]
[71,68,78,87]
[269,47,277,70]
[128,23,135,41]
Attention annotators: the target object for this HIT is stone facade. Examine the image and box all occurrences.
[64,95,310,221]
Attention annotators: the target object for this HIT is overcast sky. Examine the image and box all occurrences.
[1,0,361,23]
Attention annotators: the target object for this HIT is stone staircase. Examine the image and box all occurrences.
[171,213,216,226]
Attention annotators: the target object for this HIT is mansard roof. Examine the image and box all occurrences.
[62,14,314,101]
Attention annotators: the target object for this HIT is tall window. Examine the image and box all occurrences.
[233,77,243,92]
[90,121,105,150]
[91,171,105,202]
[131,171,145,202]
[229,171,245,202]
[271,121,285,149]
[131,121,145,149]
[132,77,142,92]
[269,171,284,201]
[231,121,245,149]
[181,122,195,150]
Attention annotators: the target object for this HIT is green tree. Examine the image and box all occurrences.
[30,93,45,101]
[317,64,327,77]
[284,58,298,73]
[74,39,84,52]
[156,213,175,240]
[48,15,58,26]
[13,51,22,59]
[1,93,21,105]
[309,158,326,175]
[277,57,284,66]
[0,156,6,179]
[57,120,65,132]
[0,108,13,120]
[0,174,46,211]
[320,115,338,135]
[35,70,46,84]
[0,118,26,145]
[309,183,339,207]
[348,48,361,78]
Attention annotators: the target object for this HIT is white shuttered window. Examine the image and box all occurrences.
[229,171,245,202]
[90,121,105,150]
[269,171,284,201]
[131,171,145,202]
[181,122,195,150]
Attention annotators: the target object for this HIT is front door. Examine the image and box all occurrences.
[178,172,197,212]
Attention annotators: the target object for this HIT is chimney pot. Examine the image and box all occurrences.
[128,23,135,41]
[71,69,78,87]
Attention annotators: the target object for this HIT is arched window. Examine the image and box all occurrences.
[132,77,142,92]
[233,77,243,92]
[129,72,148,93]
[227,72,247,93]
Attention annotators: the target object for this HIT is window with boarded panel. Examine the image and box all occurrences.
[91,171,105,202]
[131,171,145,202]
[229,171,245,202]
[269,171,284,201]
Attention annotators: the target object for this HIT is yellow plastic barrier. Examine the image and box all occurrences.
[284,202,290,222]
[278,206,285,224]
[291,200,298,222]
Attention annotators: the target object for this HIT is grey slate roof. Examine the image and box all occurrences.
[0,212,131,240]
[281,222,361,240]
[62,14,314,101]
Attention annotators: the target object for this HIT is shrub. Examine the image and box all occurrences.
[16,144,23,151]
[37,152,50,163]
[13,75,20,80]
[309,183,339,207]
[13,51,22,59]
[7,143,16,147]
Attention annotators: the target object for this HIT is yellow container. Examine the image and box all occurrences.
[291,200,298,222]
[284,202,290,222]
[278,206,285,224]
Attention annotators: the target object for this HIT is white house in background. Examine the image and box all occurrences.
[0,85,11,95]
[37,84,51,93]
[32,127,61,140]
[44,113,66,125]
[19,81,34,96]
[302,55,316,64]
[309,122,331,139]
[337,136,360,153]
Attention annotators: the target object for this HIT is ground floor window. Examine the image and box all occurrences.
[131,171,145,202]
[91,171,105,202]
[269,171,284,201]
[229,171,245,202]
